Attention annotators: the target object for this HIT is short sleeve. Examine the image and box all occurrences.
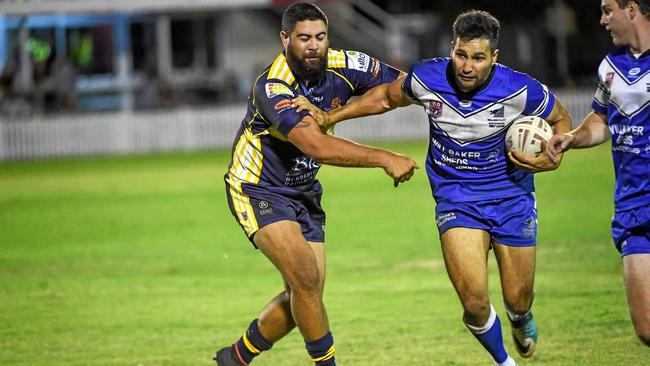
[523,76,556,119]
[591,59,610,115]
[401,64,418,101]
[254,80,310,137]
[339,50,401,95]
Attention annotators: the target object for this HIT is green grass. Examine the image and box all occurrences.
[1,141,647,365]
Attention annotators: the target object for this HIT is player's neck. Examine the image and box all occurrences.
[630,21,650,55]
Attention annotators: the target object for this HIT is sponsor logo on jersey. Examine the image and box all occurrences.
[606,72,615,86]
[616,134,634,146]
[345,51,370,72]
[274,99,293,110]
[490,105,505,118]
[429,100,443,118]
[370,57,381,77]
[487,149,500,163]
[285,157,321,186]
[628,67,641,76]
[265,83,294,98]
[488,105,506,127]
[487,104,506,128]
[459,100,472,108]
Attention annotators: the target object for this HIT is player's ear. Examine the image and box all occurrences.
[280,31,290,49]
[626,1,637,20]
[491,48,499,65]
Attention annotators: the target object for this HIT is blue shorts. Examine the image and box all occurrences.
[225,180,326,246]
[611,204,650,257]
[435,193,538,247]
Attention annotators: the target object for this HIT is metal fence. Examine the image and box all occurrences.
[0,88,595,161]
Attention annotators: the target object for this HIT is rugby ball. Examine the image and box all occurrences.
[505,116,553,157]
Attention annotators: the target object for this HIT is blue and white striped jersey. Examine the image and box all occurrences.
[403,58,555,203]
[592,47,650,212]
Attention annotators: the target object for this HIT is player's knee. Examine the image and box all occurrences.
[462,295,490,319]
[287,265,322,294]
[504,297,532,315]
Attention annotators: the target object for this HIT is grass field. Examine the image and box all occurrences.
[1,140,647,365]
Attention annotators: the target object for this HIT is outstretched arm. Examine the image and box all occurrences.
[293,76,414,129]
[546,111,610,163]
[287,115,419,187]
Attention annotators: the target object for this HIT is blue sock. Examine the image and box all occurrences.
[465,304,509,364]
[305,331,336,366]
[234,319,273,364]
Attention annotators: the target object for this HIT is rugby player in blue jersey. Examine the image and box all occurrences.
[294,10,572,365]
[214,3,418,366]
[548,0,650,347]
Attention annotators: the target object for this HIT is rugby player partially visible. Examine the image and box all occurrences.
[548,0,650,347]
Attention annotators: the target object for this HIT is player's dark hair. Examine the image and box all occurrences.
[615,0,650,18]
[281,2,328,34]
[452,10,500,51]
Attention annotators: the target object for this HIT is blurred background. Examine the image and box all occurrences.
[0,0,610,161]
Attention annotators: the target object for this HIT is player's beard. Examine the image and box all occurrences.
[285,46,327,83]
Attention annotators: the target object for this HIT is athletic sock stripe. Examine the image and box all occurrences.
[233,344,250,366]
[311,346,335,362]
[242,333,261,354]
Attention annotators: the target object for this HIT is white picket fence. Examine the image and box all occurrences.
[0,89,595,161]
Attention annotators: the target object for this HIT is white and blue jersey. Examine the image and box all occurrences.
[402,58,556,204]
[592,47,650,256]
[592,47,650,213]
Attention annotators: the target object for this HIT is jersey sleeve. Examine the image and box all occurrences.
[253,79,310,137]
[591,58,610,115]
[523,75,556,119]
[339,50,401,95]
[401,64,419,101]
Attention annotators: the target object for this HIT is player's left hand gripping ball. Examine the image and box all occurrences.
[508,144,559,173]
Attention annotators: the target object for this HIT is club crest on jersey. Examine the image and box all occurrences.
[429,101,443,119]
[265,83,294,98]
[606,72,615,86]
[331,97,342,109]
